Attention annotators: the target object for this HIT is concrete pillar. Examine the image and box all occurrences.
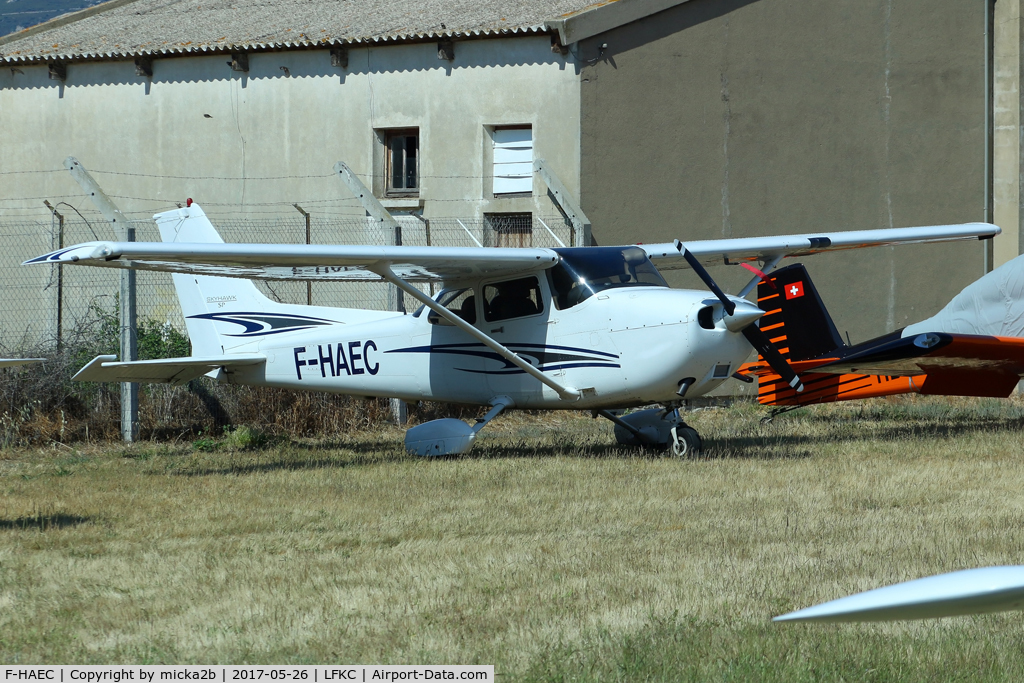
[994,0,1023,266]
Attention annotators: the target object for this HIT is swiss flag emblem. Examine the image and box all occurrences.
[785,281,805,300]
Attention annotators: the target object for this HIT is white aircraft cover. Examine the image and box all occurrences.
[902,253,1024,338]
[774,566,1024,622]
[24,206,998,284]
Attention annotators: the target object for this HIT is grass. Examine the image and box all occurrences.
[1,396,1024,678]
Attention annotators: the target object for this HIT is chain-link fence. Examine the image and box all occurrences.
[0,214,576,350]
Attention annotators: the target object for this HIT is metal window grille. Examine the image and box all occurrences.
[485,213,533,248]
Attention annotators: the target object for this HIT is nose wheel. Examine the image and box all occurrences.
[669,424,702,457]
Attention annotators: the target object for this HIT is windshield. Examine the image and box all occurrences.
[548,246,668,309]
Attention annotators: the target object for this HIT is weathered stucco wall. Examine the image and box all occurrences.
[0,36,581,344]
[0,36,580,224]
[579,0,987,342]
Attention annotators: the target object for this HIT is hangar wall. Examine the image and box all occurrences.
[0,35,581,346]
[0,36,580,224]
[578,0,987,343]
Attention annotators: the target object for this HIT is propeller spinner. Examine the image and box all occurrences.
[675,240,804,393]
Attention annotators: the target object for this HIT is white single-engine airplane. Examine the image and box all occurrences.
[25,204,998,455]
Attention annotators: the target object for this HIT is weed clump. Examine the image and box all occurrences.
[0,302,397,446]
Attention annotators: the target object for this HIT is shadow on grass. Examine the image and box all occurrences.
[0,512,91,531]
[695,412,1024,461]
[768,414,1024,442]
[157,409,1024,476]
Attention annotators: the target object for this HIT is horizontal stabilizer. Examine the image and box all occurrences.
[73,354,265,385]
[0,358,45,368]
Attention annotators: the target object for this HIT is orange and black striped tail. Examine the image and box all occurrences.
[751,263,846,406]
[756,263,845,364]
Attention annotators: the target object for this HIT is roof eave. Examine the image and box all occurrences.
[545,0,692,45]
[0,25,553,65]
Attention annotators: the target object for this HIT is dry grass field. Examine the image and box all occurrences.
[2,396,1024,679]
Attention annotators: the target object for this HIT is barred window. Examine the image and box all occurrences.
[485,213,532,248]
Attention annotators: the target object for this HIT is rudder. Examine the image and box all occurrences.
[756,263,845,362]
[154,205,316,356]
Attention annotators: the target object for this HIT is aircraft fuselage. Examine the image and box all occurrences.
[219,286,751,409]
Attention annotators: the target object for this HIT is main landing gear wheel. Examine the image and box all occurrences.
[670,424,702,457]
[602,408,704,457]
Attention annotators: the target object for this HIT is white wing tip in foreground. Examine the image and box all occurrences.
[774,566,1024,622]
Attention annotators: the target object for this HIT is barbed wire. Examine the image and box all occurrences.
[0,167,543,181]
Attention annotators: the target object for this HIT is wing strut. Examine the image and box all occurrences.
[374,265,581,401]
[737,254,783,298]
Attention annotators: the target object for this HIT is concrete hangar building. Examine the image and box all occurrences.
[0,0,1017,345]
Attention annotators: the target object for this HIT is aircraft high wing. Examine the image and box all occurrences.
[641,223,997,269]
[775,566,1024,622]
[26,221,997,283]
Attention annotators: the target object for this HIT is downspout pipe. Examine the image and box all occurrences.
[984,0,994,273]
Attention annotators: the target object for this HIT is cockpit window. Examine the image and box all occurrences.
[425,287,477,325]
[484,276,544,322]
[547,246,668,309]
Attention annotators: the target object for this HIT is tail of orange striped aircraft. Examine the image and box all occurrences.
[739,257,1024,408]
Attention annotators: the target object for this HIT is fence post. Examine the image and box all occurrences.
[121,226,139,441]
[63,157,139,442]
[388,221,408,425]
[332,161,408,425]
[44,201,64,349]
[293,204,312,305]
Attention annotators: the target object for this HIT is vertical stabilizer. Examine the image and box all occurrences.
[155,205,323,355]
[757,263,845,362]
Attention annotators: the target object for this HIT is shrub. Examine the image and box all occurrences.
[0,300,398,446]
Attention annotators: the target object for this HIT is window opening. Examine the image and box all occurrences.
[492,126,533,195]
[386,129,419,195]
[547,246,668,310]
[426,288,476,325]
[484,276,544,322]
[486,213,533,248]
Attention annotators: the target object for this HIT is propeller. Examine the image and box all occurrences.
[675,241,804,393]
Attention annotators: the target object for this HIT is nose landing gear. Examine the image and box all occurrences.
[598,407,704,457]
[669,424,702,457]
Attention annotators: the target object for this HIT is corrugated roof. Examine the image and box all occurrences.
[0,0,605,64]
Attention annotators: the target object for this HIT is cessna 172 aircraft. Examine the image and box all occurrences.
[25,204,998,456]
